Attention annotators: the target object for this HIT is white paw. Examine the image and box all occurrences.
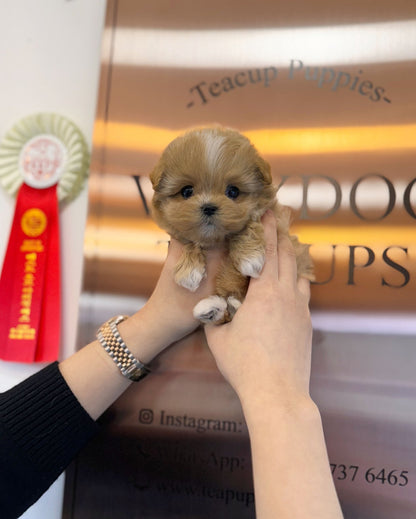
[227,296,241,319]
[227,296,241,312]
[238,253,265,278]
[175,266,206,292]
[193,296,227,324]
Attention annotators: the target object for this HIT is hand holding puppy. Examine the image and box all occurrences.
[204,211,343,519]
[118,238,225,363]
[204,210,313,408]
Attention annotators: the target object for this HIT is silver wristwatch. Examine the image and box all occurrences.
[96,315,151,382]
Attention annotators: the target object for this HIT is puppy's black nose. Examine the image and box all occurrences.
[201,204,218,216]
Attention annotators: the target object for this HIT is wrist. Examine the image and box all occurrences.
[116,303,192,364]
[115,310,164,364]
[240,389,320,431]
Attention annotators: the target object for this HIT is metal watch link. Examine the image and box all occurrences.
[96,315,151,382]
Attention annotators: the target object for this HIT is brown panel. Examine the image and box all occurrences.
[68,2,416,518]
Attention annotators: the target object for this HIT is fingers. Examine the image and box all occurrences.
[254,211,306,295]
[297,277,311,302]
[157,239,181,278]
[244,211,277,300]
[277,235,298,286]
[165,238,182,262]
[258,210,278,277]
[260,211,298,287]
[204,321,222,342]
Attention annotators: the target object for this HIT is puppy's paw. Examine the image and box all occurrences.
[193,296,227,324]
[227,296,241,320]
[175,264,206,292]
[238,252,265,278]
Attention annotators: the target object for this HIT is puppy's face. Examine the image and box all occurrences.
[150,127,277,247]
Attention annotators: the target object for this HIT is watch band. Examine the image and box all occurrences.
[96,315,151,382]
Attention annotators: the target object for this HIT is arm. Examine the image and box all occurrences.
[59,238,223,420]
[204,211,343,519]
[0,239,223,518]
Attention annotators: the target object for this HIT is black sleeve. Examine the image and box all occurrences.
[0,362,100,519]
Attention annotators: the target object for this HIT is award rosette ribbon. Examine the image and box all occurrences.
[0,113,89,362]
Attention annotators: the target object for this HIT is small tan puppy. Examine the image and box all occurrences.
[150,126,313,324]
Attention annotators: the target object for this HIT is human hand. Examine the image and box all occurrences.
[204,210,313,411]
[60,239,223,420]
[119,238,224,363]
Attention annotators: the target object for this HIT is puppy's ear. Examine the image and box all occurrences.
[149,163,165,191]
[255,156,273,185]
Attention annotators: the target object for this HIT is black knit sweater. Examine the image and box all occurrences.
[0,362,99,519]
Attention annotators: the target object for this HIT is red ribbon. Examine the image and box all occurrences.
[0,183,60,362]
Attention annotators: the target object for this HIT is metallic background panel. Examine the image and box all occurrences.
[64,1,416,517]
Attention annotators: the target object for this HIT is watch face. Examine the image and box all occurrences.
[124,363,151,382]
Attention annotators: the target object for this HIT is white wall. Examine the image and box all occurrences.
[0,0,107,517]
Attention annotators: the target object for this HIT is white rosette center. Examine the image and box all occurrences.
[19,134,67,189]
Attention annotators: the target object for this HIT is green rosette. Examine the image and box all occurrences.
[0,113,90,203]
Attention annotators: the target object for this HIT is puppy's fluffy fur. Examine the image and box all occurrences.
[150,126,314,324]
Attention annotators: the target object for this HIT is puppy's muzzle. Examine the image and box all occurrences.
[201,204,218,216]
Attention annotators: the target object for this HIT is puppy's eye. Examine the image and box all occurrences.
[181,185,194,199]
[225,185,240,200]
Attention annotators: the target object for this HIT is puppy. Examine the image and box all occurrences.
[150,126,314,324]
